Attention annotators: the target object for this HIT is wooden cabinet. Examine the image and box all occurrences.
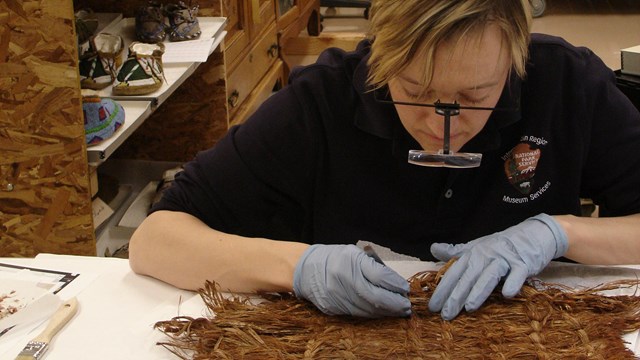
[277,0,321,79]
[221,0,320,126]
[0,0,319,257]
[223,0,283,126]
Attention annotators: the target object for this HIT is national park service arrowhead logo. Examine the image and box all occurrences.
[504,143,540,195]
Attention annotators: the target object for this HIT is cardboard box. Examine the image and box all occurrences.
[621,45,640,76]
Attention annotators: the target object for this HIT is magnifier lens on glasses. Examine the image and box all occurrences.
[407,100,483,169]
[408,149,483,168]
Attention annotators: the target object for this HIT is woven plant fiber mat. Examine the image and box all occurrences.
[154,268,640,359]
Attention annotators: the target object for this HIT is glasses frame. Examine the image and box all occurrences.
[374,92,518,154]
[374,91,519,168]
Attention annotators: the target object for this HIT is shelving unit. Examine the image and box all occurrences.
[97,17,227,102]
[81,15,227,255]
[86,16,227,165]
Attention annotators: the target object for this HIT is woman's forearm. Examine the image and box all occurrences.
[557,213,640,265]
[128,210,309,292]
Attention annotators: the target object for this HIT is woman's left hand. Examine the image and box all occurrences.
[428,213,569,320]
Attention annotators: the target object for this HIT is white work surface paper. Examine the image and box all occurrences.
[0,255,198,360]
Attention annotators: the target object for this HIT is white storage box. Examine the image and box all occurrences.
[621,45,640,76]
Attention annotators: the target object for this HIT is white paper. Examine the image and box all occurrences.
[0,293,61,335]
[163,38,216,63]
[0,294,62,354]
[118,181,157,228]
[92,197,114,230]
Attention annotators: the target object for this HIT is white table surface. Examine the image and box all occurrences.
[1,254,639,359]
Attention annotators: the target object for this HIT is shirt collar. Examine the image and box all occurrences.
[353,51,399,139]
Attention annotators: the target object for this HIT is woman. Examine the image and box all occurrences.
[129,0,640,320]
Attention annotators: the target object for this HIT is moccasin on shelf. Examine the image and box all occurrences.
[164,1,202,42]
[112,42,165,96]
[135,1,167,43]
[79,33,125,90]
[83,95,125,146]
[75,9,99,44]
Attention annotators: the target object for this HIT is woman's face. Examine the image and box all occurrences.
[388,23,511,153]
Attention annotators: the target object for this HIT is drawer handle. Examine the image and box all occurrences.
[228,90,240,108]
[267,44,278,58]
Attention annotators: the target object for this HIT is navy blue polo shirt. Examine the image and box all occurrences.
[153,34,640,261]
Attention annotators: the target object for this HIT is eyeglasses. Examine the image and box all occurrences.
[374,91,517,168]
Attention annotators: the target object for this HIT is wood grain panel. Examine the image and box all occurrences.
[0,0,95,256]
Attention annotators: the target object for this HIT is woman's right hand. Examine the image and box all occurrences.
[293,244,412,318]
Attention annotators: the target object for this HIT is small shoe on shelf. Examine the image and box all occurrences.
[79,33,125,90]
[112,42,166,96]
[164,1,202,42]
[135,1,167,43]
[75,9,99,44]
[83,95,125,146]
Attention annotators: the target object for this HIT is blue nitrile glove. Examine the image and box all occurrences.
[293,244,412,318]
[428,213,568,320]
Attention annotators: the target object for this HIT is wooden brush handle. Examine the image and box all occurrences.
[31,297,78,343]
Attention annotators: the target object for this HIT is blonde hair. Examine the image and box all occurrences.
[366,0,532,90]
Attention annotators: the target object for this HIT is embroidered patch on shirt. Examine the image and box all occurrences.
[504,142,541,195]
[501,136,552,205]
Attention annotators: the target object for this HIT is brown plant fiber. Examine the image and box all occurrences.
[154,267,640,359]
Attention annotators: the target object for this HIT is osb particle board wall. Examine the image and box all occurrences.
[0,0,229,257]
[75,0,230,162]
[0,0,95,256]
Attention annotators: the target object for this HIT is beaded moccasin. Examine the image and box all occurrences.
[112,42,165,96]
[75,9,99,44]
[164,1,202,42]
[78,33,125,90]
[135,1,167,43]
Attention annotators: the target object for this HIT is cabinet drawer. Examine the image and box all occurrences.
[224,0,275,69]
[226,22,279,116]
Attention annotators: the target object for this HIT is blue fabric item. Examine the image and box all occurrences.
[83,96,125,145]
[293,244,411,318]
[428,213,569,320]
